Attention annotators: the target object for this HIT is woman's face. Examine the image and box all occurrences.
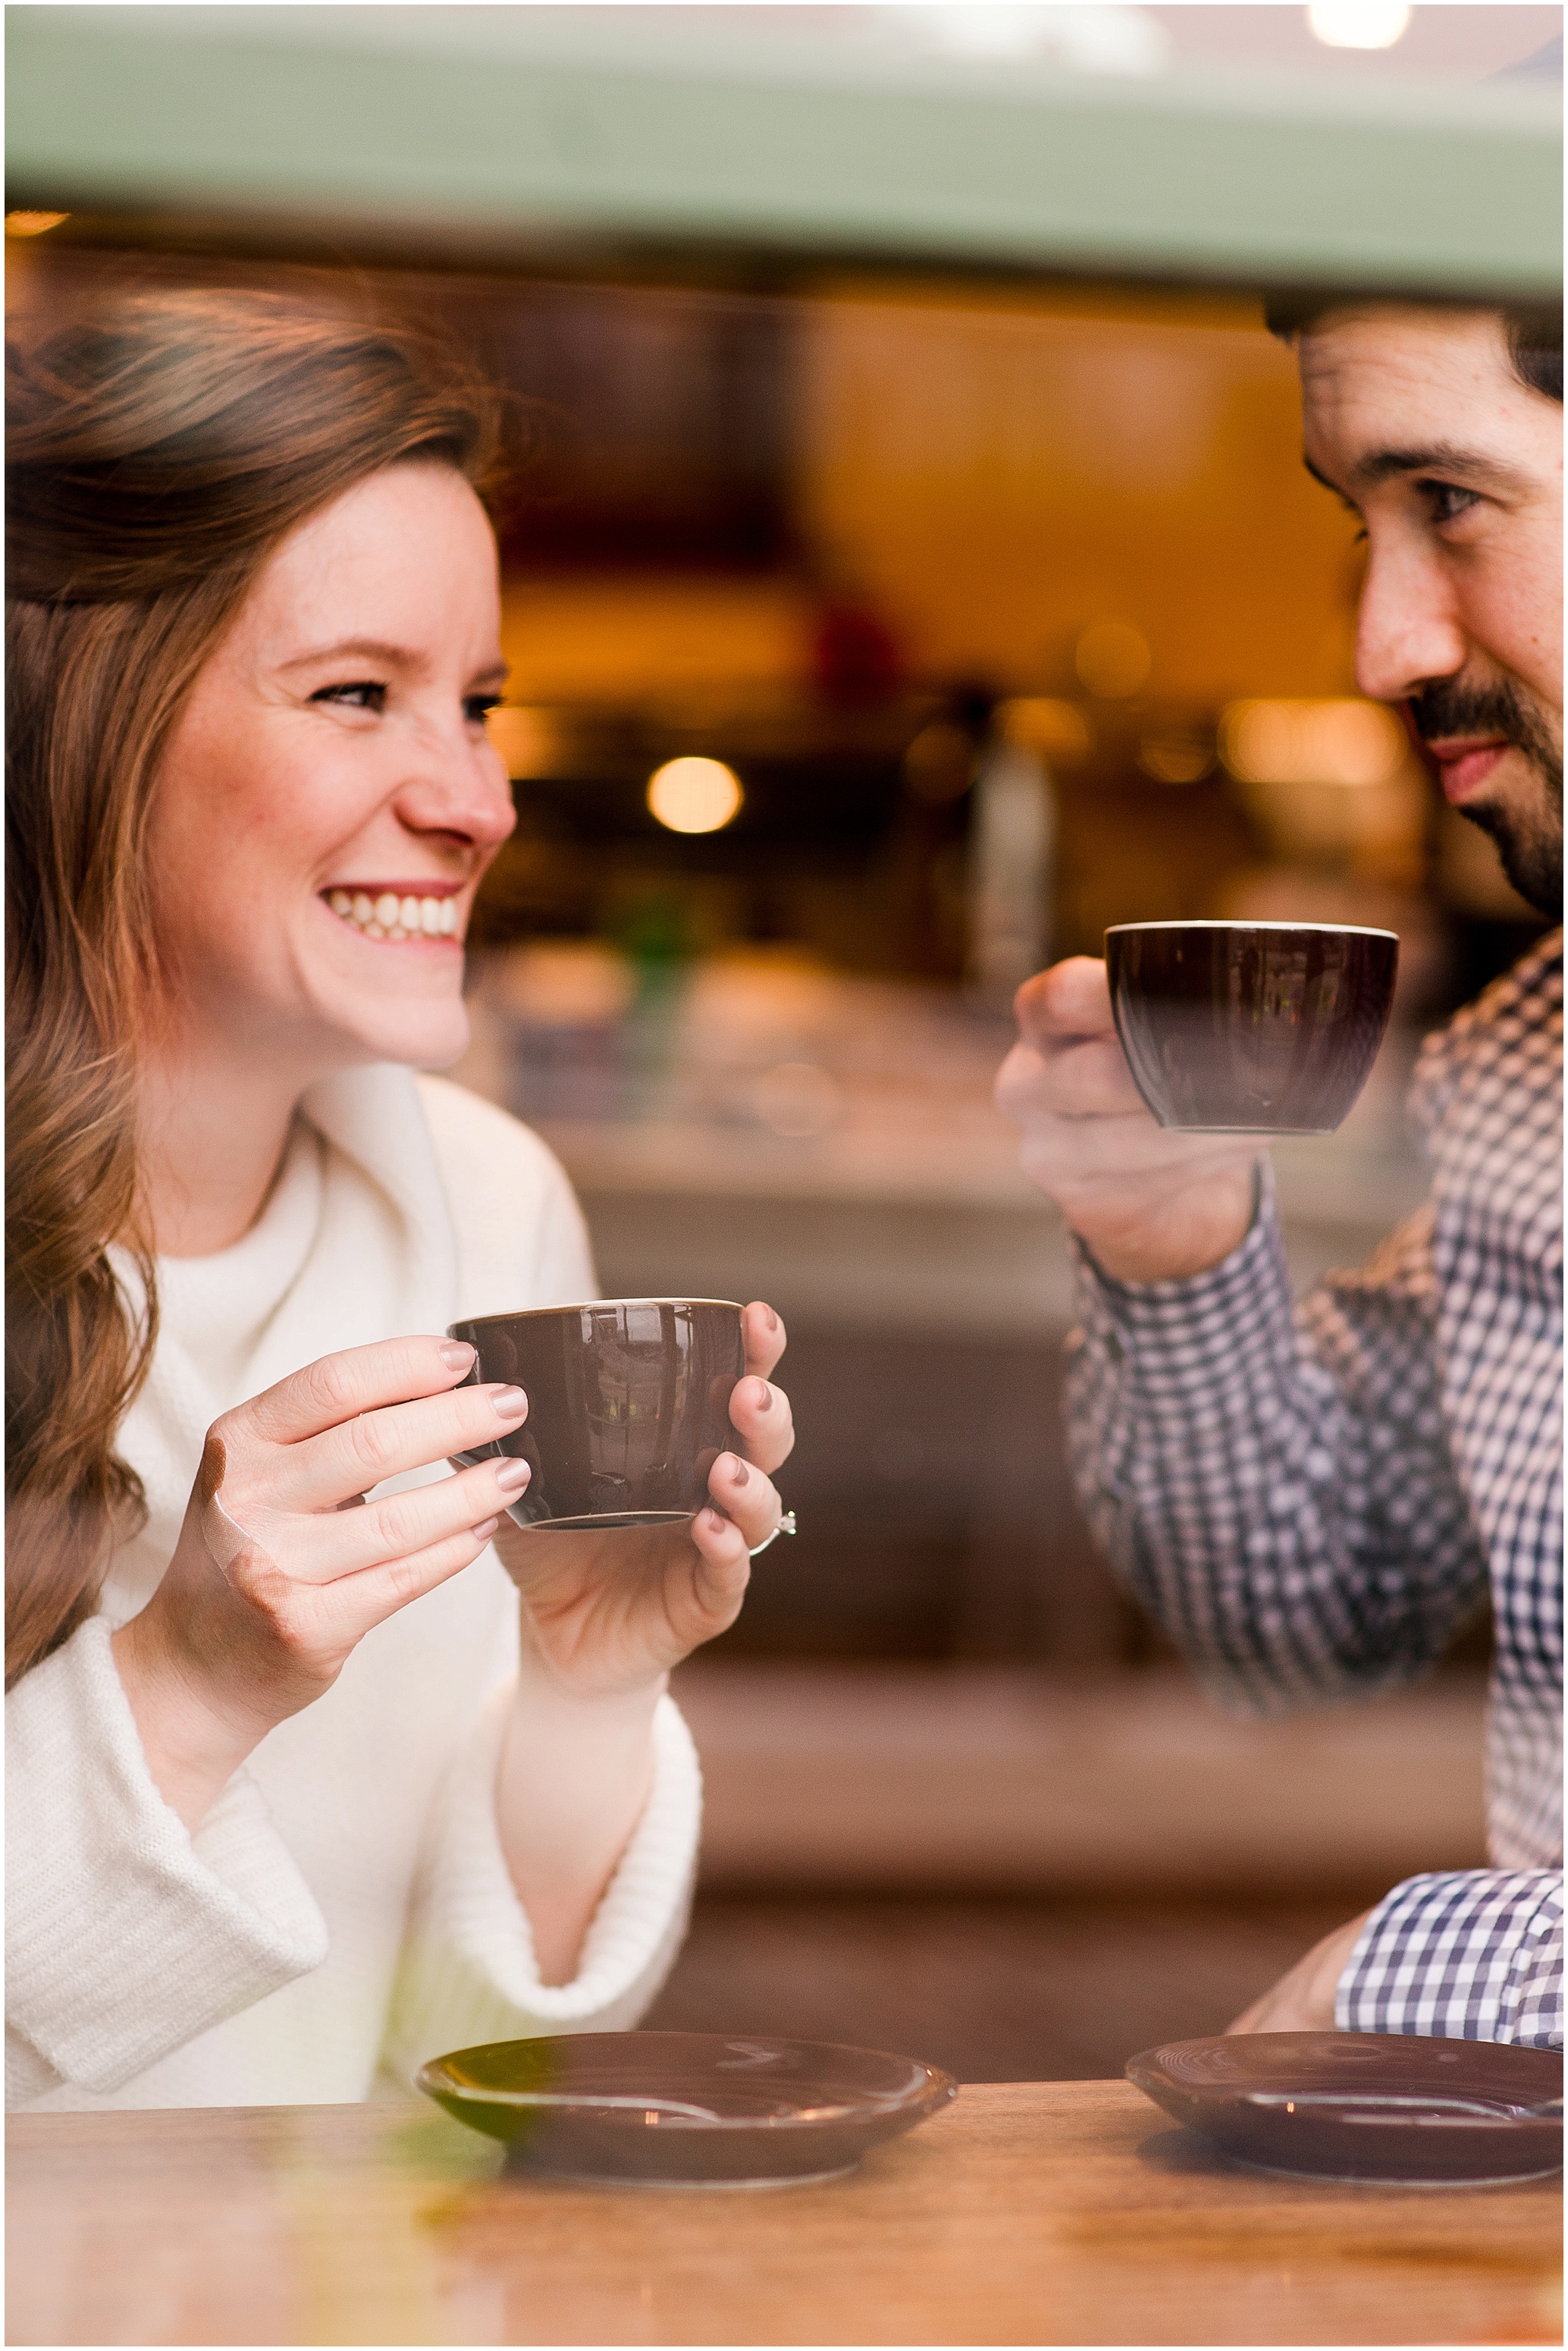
[147,462,516,1085]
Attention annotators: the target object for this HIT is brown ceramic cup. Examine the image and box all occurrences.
[447,1298,745,1531]
[1105,921,1400,1135]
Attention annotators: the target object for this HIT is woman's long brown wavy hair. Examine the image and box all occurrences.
[6,286,500,1687]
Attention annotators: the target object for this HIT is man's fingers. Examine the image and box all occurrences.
[999,1033,1150,1125]
[266,1381,527,1511]
[236,1336,479,1450]
[741,1301,786,1380]
[1012,956,1115,1047]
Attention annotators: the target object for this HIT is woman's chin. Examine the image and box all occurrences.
[319,992,472,1076]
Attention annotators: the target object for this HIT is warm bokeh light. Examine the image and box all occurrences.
[1074,620,1152,700]
[485,705,558,780]
[1306,2,1410,51]
[999,698,1094,762]
[1137,730,1215,786]
[647,755,744,834]
[1221,698,1406,787]
[5,211,68,238]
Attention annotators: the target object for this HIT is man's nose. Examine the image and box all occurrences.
[1354,540,1469,705]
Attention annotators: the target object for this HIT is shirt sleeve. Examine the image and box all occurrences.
[5,1618,328,2108]
[380,1684,701,2085]
[1065,1164,1491,1709]
[1338,1869,1563,2048]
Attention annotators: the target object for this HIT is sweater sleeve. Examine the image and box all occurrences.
[5,1618,328,2108]
[380,1684,701,2084]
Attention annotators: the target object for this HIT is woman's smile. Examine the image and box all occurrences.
[323,883,466,944]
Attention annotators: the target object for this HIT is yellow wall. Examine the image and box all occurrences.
[795,279,1366,705]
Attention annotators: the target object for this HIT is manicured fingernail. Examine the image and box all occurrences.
[494,1458,531,1493]
[472,1515,500,1540]
[705,1508,729,1533]
[729,1455,749,1486]
[754,1381,773,1411]
[489,1384,527,1418]
[766,1307,779,1332]
[440,1341,476,1370]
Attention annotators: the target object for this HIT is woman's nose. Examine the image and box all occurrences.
[393,745,516,849]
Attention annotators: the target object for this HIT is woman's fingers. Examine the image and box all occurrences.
[705,1452,784,1551]
[741,1301,786,1380]
[727,1374,795,1475]
[235,1336,478,1451]
[265,1455,529,1584]
[265,1380,527,1511]
[305,1518,503,1646]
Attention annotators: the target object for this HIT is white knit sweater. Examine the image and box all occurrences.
[5,1068,701,2112]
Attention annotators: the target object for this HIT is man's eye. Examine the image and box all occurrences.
[310,681,386,713]
[1422,482,1482,526]
[465,693,504,725]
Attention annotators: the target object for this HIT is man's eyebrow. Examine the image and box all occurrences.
[1338,442,1532,494]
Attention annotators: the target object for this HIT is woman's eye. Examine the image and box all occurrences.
[310,681,387,714]
[465,693,504,726]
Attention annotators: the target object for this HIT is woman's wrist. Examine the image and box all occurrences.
[110,1607,270,1832]
[497,1638,665,1987]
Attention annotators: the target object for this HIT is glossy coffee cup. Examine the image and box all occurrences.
[447,1298,745,1531]
[1105,921,1399,1135]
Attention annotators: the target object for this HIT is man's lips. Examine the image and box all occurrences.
[1423,739,1510,803]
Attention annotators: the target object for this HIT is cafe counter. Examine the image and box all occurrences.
[9,2079,1560,2346]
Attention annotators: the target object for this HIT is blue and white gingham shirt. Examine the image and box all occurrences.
[1068,934,1563,2047]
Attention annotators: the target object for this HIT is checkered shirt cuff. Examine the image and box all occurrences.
[1338,1870,1563,2049]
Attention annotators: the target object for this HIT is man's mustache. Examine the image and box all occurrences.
[1407,677,1543,749]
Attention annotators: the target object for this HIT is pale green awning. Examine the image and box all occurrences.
[7,5,1561,297]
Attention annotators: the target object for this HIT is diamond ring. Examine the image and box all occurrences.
[748,1511,798,1558]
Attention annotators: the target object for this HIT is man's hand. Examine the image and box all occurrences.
[995,957,1267,1284]
[1226,1910,1372,2035]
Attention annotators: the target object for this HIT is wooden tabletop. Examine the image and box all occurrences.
[9,2079,1560,2347]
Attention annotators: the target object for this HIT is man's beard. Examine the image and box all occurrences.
[1410,676,1564,920]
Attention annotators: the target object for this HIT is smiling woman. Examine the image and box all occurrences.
[5,291,795,2115]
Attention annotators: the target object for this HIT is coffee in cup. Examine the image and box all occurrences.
[1105,921,1399,1135]
[447,1298,745,1530]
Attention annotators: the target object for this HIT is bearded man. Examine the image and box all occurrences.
[998,299,1562,2045]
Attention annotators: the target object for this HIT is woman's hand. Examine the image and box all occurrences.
[996,957,1265,1284]
[491,1301,795,1699]
[111,1336,530,1827]
[491,1301,793,1983]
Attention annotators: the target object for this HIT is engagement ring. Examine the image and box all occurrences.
[748,1511,797,1558]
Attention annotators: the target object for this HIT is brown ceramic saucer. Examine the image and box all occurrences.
[417,2030,958,2188]
[1127,2032,1563,2187]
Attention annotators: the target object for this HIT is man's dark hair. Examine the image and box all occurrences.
[1262,293,1563,404]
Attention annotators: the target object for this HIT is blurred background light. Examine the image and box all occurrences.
[752,1059,842,1139]
[883,2,1173,74]
[1074,620,1152,700]
[1221,698,1406,786]
[1307,2,1413,49]
[486,705,559,781]
[5,211,67,238]
[1136,730,1216,786]
[999,699,1094,763]
[647,755,745,834]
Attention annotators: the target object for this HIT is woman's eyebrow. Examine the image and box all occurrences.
[278,636,422,673]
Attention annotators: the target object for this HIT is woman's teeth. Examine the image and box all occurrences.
[327,890,460,943]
